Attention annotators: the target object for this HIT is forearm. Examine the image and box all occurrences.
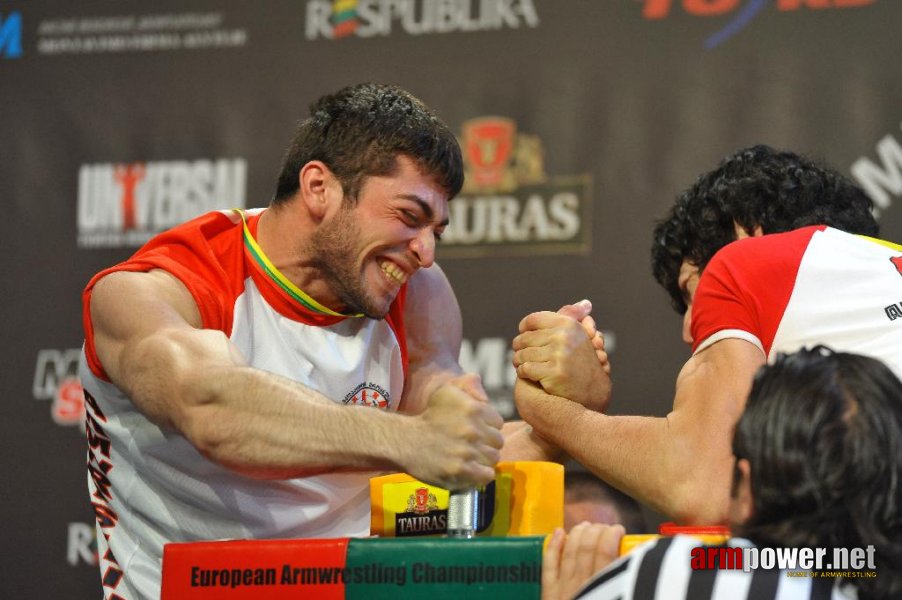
[524,397,731,524]
[185,366,421,478]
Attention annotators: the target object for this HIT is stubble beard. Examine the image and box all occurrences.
[308,205,392,319]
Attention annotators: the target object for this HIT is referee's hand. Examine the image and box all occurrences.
[542,522,625,600]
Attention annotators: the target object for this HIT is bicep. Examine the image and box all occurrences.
[400,264,464,412]
[90,270,244,425]
[669,339,765,466]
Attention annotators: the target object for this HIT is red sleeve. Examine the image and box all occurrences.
[82,212,246,380]
[384,283,409,379]
[691,226,821,356]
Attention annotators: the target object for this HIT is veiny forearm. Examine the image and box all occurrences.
[523,396,731,524]
[117,330,416,479]
[173,365,416,479]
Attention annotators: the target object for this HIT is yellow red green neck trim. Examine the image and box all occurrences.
[234,209,363,318]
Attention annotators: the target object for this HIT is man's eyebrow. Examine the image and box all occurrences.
[398,194,449,227]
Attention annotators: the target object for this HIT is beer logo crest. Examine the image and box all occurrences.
[440,116,593,257]
[406,487,439,514]
[461,117,545,194]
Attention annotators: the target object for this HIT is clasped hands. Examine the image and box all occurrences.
[512,299,612,419]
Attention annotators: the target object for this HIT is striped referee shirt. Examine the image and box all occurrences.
[574,535,856,600]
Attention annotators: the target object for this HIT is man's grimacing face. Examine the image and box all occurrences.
[308,155,449,319]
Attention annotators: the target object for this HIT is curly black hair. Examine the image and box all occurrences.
[733,347,902,599]
[273,82,463,204]
[651,145,878,314]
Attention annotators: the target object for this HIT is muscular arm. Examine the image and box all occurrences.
[400,264,561,462]
[516,338,764,523]
[90,269,501,488]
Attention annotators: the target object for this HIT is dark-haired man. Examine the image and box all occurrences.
[80,83,557,600]
[543,348,902,600]
[514,145,902,524]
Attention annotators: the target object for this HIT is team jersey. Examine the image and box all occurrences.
[691,226,902,378]
[574,535,855,600]
[79,209,409,600]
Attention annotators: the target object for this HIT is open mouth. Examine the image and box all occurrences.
[379,260,409,286]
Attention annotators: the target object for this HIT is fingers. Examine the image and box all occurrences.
[570,522,604,586]
[555,299,592,321]
[594,524,625,573]
[483,402,505,431]
[447,372,489,403]
[542,528,565,600]
[555,522,618,599]
[511,344,550,367]
[515,360,555,384]
[518,309,585,334]
[579,314,597,339]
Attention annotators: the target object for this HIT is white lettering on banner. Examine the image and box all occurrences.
[738,545,877,573]
[444,193,580,244]
[33,349,86,426]
[67,523,98,566]
[305,0,539,40]
[851,125,902,213]
[77,158,246,248]
[459,338,515,390]
[33,349,81,400]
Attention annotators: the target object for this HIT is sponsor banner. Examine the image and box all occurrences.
[439,117,592,258]
[162,537,542,598]
[851,121,902,215]
[691,543,877,575]
[33,348,85,427]
[304,0,539,41]
[67,522,99,567]
[0,11,23,58]
[639,0,879,49]
[36,12,247,54]
[77,158,246,248]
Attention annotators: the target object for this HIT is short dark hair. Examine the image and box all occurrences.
[733,347,902,599]
[272,82,463,204]
[651,145,878,314]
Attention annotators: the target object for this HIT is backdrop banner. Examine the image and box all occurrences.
[2,1,900,596]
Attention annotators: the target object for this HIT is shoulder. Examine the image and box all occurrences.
[706,225,824,278]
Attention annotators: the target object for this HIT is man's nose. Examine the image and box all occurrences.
[410,228,435,268]
[682,306,694,346]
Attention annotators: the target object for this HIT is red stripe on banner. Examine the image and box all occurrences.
[161,538,349,599]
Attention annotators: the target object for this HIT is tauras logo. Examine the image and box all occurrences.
[851,122,902,216]
[77,158,246,248]
[304,0,538,41]
[395,512,448,536]
[440,117,592,258]
[33,348,85,427]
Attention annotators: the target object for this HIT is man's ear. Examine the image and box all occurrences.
[298,161,340,221]
[729,458,755,525]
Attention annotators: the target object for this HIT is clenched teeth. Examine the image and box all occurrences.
[380,261,408,285]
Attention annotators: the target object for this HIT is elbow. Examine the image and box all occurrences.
[667,477,730,526]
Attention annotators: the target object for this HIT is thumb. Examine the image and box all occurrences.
[448,372,489,402]
[557,299,592,321]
